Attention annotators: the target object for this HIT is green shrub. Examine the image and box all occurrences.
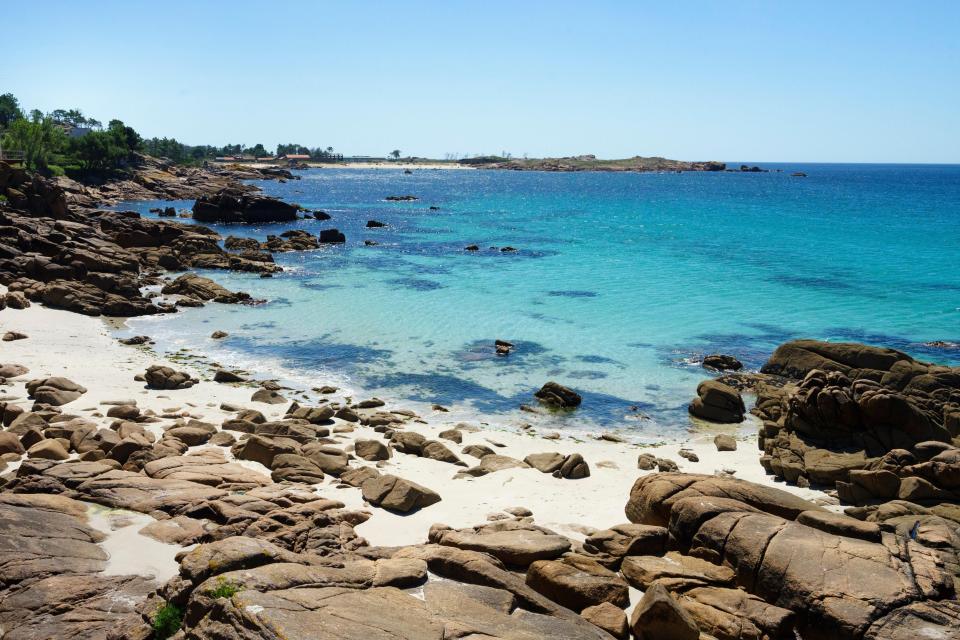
[46,164,65,176]
[152,602,182,639]
[207,577,241,599]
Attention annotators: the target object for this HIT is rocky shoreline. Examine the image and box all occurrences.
[0,156,325,316]
[0,159,957,639]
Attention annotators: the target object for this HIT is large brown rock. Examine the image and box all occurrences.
[234,434,299,467]
[178,536,304,584]
[761,340,913,379]
[678,586,796,640]
[583,523,668,560]
[269,453,325,483]
[161,272,250,303]
[354,438,391,461]
[0,431,26,455]
[143,364,197,389]
[25,376,87,405]
[26,438,70,460]
[582,602,629,639]
[361,474,441,513]
[688,379,745,423]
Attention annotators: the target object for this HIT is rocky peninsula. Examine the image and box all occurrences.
[460,155,727,173]
[0,159,957,640]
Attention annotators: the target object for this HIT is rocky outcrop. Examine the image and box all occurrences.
[625,472,960,640]
[160,272,251,303]
[0,161,283,318]
[754,340,960,506]
[225,229,319,253]
[192,189,299,223]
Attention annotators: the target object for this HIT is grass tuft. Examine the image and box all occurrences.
[152,602,183,639]
[207,577,242,599]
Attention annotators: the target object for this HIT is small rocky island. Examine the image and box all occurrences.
[460,155,727,173]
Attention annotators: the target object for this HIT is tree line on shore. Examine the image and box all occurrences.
[0,92,340,177]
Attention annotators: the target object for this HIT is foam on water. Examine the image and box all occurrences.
[119,164,960,436]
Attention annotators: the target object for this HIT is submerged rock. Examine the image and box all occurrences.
[702,354,743,371]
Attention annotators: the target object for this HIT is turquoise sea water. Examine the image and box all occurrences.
[119,164,960,437]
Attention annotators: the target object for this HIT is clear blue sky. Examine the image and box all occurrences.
[3,1,958,162]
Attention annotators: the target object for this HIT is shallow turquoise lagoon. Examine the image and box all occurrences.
[120,164,960,436]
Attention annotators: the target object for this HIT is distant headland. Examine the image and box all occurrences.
[457,154,726,173]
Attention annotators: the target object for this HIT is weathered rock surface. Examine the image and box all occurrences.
[526,555,630,611]
[0,493,153,639]
[143,449,271,487]
[429,521,572,567]
[161,272,251,303]
[625,472,960,640]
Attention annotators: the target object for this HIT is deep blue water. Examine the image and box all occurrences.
[118,163,960,437]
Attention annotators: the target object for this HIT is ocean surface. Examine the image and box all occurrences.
[118,163,960,438]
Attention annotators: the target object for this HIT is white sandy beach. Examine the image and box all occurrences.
[0,294,837,566]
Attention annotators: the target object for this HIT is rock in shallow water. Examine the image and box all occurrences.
[533,381,582,409]
[192,189,299,223]
[702,353,743,371]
